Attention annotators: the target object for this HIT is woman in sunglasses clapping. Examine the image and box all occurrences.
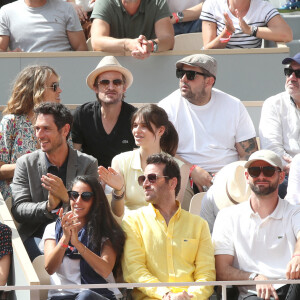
[98,104,190,217]
[40,175,125,300]
[0,65,62,202]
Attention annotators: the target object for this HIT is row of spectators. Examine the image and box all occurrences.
[0,0,293,53]
[0,51,300,299]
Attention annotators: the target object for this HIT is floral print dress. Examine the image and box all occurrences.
[0,114,38,200]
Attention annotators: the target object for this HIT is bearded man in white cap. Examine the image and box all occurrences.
[159,54,258,197]
[213,149,300,300]
[72,56,136,169]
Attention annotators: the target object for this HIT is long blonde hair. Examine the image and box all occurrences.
[3,65,58,115]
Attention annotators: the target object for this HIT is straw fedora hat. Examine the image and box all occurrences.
[86,56,133,90]
[213,161,250,210]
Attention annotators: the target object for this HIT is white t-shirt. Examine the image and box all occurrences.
[40,222,121,298]
[159,88,256,172]
[167,0,203,13]
[286,153,300,205]
[200,0,279,48]
[212,198,300,297]
[259,91,300,166]
[0,0,82,52]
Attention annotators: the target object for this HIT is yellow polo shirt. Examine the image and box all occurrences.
[122,202,216,300]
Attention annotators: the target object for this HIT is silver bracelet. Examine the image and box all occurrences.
[112,186,125,200]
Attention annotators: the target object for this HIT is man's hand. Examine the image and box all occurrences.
[283,155,292,174]
[190,166,213,192]
[286,255,300,279]
[254,274,278,300]
[130,35,151,59]
[163,291,193,300]
[47,191,61,212]
[41,173,68,204]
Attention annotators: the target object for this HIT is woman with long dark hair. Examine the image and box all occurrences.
[41,175,125,300]
[98,104,189,217]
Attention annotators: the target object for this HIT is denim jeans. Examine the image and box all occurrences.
[173,19,202,35]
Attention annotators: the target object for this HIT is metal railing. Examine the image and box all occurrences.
[1,279,300,300]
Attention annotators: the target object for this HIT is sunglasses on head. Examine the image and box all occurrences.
[137,173,169,186]
[68,191,94,202]
[284,68,300,78]
[176,69,207,81]
[97,79,123,87]
[248,166,281,178]
[46,82,60,92]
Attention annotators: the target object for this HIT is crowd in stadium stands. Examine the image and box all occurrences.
[0,0,300,298]
[0,0,293,52]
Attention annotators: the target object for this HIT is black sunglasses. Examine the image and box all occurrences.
[248,166,281,178]
[98,79,123,87]
[137,173,169,186]
[176,69,207,81]
[284,68,300,79]
[68,191,94,202]
[46,82,60,92]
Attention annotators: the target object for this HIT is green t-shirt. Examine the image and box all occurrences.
[91,0,171,39]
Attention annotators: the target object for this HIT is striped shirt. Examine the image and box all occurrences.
[200,0,279,48]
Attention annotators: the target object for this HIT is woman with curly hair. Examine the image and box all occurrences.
[0,65,62,200]
[41,175,125,300]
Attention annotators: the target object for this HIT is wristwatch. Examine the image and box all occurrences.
[251,26,258,37]
[249,272,258,280]
[152,40,158,53]
[177,11,184,23]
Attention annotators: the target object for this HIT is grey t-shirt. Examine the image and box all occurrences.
[0,0,82,52]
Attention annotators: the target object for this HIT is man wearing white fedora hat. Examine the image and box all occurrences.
[72,56,136,169]
[213,149,300,300]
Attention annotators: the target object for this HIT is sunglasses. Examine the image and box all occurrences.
[176,69,207,81]
[248,166,281,178]
[97,79,123,87]
[46,82,60,92]
[284,68,300,79]
[137,173,169,186]
[68,191,94,202]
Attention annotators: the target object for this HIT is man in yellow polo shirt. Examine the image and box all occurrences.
[122,153,215,300]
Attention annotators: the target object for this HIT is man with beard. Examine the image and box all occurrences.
[72,56,136,169]
[122,153,215,300]
[159,54,257,195]
[259,52,300,199]
[213,149,300,300]
[11,103,98,260]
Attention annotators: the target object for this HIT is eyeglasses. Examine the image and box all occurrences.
[248,166,281,178]
[97,79,123,87]
[137,173,169,186]
[176,69,207,81]
[46,82,60,92]
[68,191,94,202]
[284,68,300,79]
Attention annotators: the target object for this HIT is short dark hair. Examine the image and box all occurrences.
[34,102,73,138]
[146,153,181,197]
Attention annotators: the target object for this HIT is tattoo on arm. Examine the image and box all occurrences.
[237,137,258,160]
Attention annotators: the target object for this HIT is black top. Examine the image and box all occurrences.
[72,101,137,168]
